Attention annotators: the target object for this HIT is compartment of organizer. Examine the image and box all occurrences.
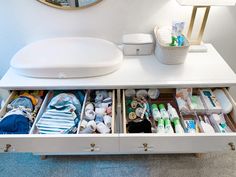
[123,88,185,134]
[31,90,86,134]
[190,112,236,133]
[179,113,202,133]
[78,90,115,134]
[0,90,46,134]
[176,88,222,115]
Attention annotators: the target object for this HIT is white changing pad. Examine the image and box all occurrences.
[10,37,123,78]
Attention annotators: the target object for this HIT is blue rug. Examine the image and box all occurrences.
[0,153,235,177]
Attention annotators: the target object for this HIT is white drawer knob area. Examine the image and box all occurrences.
[10,37,123,78]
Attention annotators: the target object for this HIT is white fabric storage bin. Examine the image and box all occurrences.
[154,26,189,65]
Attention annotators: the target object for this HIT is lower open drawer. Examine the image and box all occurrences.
[0,89,119,154]
[120,88,236,154]
[1,88,236,154]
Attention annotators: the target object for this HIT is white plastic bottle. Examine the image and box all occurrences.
[164,119,174,133]
[159,104,169,119]
[152,104,162,121]
[159,104,174,133]
[167,103,179,122]
[167,103,184,133]
[157,119,165,133]
[173,119,184,133]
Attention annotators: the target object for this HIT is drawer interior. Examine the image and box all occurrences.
[122,88,236,134]
[31,89,116,135]
[1,88,236,135]
[78,90,116,134]
[30,90,87,134]
[0,90,47,134]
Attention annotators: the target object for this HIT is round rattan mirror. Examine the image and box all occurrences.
[38,0,102,10]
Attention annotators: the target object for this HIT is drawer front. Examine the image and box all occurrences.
[0,135,33,153]
[0,134,119,154]
[119,134,236,154]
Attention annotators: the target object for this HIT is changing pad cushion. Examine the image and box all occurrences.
[10,37,123,78]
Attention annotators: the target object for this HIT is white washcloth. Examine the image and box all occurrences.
[156,26,172,45]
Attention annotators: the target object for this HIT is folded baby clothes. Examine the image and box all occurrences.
[36,92,84,134]
[48,93,82,115]
[0,113,30,134]
[4,109,28,118]
[7,97,35,122]
[0,91,45,134]
[36,109,78,134]
[20,93,38,106]
[74,91,85,106]
[7,97,34,112]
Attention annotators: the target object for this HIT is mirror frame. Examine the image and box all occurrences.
[37,0,103,10]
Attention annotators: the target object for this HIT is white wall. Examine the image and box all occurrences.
[0,0,236,94]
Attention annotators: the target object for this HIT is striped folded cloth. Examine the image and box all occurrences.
[36,109,77,134]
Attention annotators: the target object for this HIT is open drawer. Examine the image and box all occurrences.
[0,90,47,152]
[0,90,119,154]
[120,88,236,154]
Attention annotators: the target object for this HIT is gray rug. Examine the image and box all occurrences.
[0,153,235,177]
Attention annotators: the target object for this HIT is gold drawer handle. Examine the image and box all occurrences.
[4,144,11,152]
[143,143,148,152]
[229,142,235,151]
[90,143,96,152]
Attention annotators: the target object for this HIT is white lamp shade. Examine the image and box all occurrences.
[177,0,236,6]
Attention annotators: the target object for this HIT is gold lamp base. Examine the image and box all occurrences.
[187,6,211,47]
[189,43,208,52]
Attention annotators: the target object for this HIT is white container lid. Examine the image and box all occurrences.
[122,33,154,45]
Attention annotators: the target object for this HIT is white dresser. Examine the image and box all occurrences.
[0,44,236,155]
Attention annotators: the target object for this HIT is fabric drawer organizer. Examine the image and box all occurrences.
[31,90,86,134]
[31,90,115,134]
[78,90,115,134]
[0,91,46,134]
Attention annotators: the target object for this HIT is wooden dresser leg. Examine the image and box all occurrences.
[194,153,204,158]
[40,155,47,160]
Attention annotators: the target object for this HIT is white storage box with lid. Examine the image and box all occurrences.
[154,26,190,65]
[122,33,154,56]
[10,37,123,79]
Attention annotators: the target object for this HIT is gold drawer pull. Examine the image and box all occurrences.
[229,142,235,151]
[4,144,11,152]
[90,143,96,152]
[143,143,148,152]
